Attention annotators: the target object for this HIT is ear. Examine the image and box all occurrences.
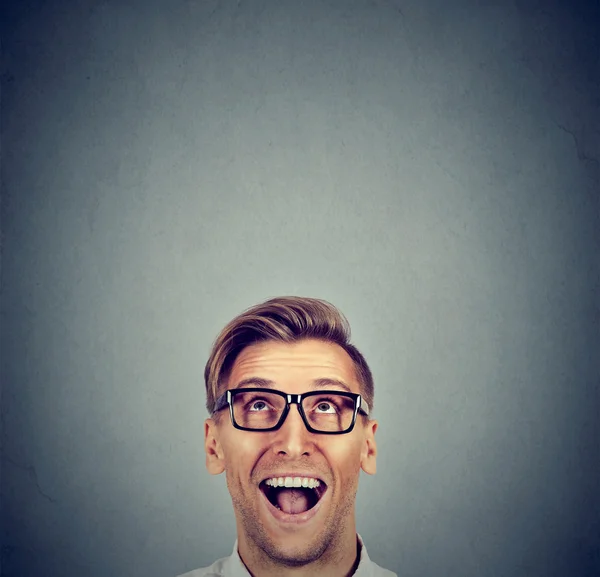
[205,418,226,475]
[360,419,378,475]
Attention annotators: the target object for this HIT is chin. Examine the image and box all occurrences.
[241,511,334,567]
[259,537,330,567]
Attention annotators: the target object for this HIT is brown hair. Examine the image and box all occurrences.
[204,296,374,416]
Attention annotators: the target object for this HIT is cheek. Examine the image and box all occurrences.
[322,438,364,477]
[222,433,265,476]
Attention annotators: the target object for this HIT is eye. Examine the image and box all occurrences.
[248,400,270,411]
[314,401,337,414]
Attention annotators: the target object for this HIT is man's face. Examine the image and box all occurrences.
[204,339,378,567]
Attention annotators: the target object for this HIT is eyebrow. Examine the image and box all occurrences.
[232,377,353,393]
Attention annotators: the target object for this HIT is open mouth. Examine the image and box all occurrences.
[259,477,327,515]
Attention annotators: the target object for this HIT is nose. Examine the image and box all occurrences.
[270,402,313,457]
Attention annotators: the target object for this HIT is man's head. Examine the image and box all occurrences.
[203,297,378,568]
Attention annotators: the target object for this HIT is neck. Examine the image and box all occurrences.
[237,530,361,577]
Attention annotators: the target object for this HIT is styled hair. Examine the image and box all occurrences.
[204,296,374,416]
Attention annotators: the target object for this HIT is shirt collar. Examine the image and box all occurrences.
[223,533,376,577]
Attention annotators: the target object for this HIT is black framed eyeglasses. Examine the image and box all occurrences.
[212,388,370,434]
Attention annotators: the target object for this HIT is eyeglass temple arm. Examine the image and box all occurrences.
[212,392,229,414]
[358,396,370,417]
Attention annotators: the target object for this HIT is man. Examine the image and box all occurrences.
[178,296,396,577]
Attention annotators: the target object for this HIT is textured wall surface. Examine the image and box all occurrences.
[1,1,598,576]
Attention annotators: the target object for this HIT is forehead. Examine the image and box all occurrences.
[227,339,360,393]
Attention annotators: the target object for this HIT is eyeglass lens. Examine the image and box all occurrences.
[231,391,357,432]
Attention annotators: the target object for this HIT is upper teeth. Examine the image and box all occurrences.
[265,476,321,489]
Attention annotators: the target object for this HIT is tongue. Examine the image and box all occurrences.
[275,488,310,514]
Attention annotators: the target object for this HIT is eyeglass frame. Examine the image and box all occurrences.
[212,388,370,435]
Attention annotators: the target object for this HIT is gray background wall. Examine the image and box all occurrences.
[1,1,598,576]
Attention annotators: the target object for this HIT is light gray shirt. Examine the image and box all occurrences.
[177,534,397,577]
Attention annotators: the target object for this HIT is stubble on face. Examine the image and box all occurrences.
[227,459,360,568]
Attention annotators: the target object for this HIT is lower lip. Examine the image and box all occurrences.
[259,486,328,525]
